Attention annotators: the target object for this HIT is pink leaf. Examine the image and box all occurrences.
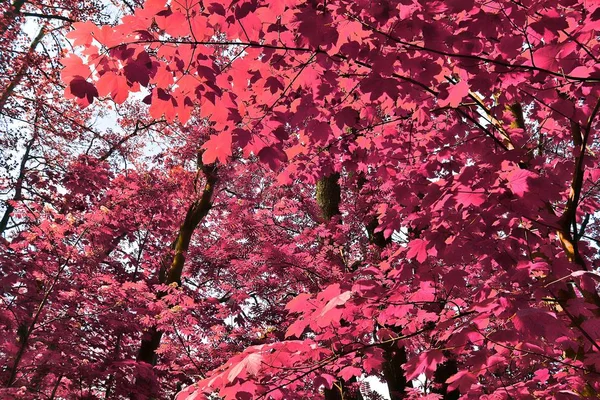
[202,131,232,164]
[455,190,486,208]
[407,238,429,263]
[69,76,99,104]
[404,350,444,381]
[446,370,477,393]
[513,308,567,341]
[439,80,469,108]
[227,353,263,382]
[339,366,362,381]
[507,169,536,197]
[319,291,352,318]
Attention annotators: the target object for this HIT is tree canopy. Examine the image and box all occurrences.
[2,0,600,399]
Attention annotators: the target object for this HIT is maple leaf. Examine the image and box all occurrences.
[226,353,263,382]
[532,42,576,71]
[446,370,477,393]
[314,374,336,390]
[123,52,156,87]
[406,238,429,263]
[285,293,313,313]
[318,291,352,318]
[305,120,333,145]
[334,107,360,130]
[513,308,568,341]
[438,79,469,108]
[66,21,99,47]
[202,131,232,164]
[339,366,362,381]
[69,76,99,104]
[506,169,537,197]
[258,146,288,171]
[362,347,385,373]
[60,55,91,81]
[454,189,486,208]
[160,12,190,37]
[285,319,309,338]
[315,291,352,327]
[404,350,444,381]
[96,72,128,104]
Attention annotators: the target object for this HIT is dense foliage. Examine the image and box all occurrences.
[2,0,600,399]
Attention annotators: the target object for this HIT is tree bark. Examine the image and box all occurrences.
[368,220,411,399]
[316,173,341,221]
[432,359,459,400]
[315,173,363,400]
[134,162,217,396]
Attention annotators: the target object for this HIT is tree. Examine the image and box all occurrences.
[4,0,600,398]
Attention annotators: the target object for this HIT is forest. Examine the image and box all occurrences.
[1,0,600,399]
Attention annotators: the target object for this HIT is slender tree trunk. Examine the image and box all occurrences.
[381,341,410,399]
[48,375,62,400]
[432,359,459,400]
[366,216,413,399]
[0,29,44,234]
[315,173,363,400]
[0,26,45,114]
[0,0,26,37]
[134,162,217,396]
[104,333,122,399]
[0,120,37,235]
[358,171,412,399]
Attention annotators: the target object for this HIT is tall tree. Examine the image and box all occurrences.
[2,0,600,399]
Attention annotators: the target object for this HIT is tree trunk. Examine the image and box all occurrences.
[316,173,363,400]
[381,344,410,399]
[0,0,27,37]
[0,26,45,113]
[316,173,341,221]
[134,163,217,397]
[432,359,459,400]
[0,118,37,235]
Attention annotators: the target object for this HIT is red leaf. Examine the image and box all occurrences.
[227,353,263,382]
[66,21,99,47]
[455,190,486,208]
[507,169,536,197]
[446,370,477,393]
[513,308,567,341]
[69,76,99,104]
[407,238,429,263]
[362,347,385,374]
[97,72,129,104]
[404,350,444,381]
[315,290,352,327]
[60,55,91,81]
[258,146,288,171]
[202,131,232,164]
[339,366,362,381]
[285,293,313,313]
[533,42,576,71]
[438,79,469,108]
[161,12,190,37]
[318,291,352,318]
[314,374,337,390]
